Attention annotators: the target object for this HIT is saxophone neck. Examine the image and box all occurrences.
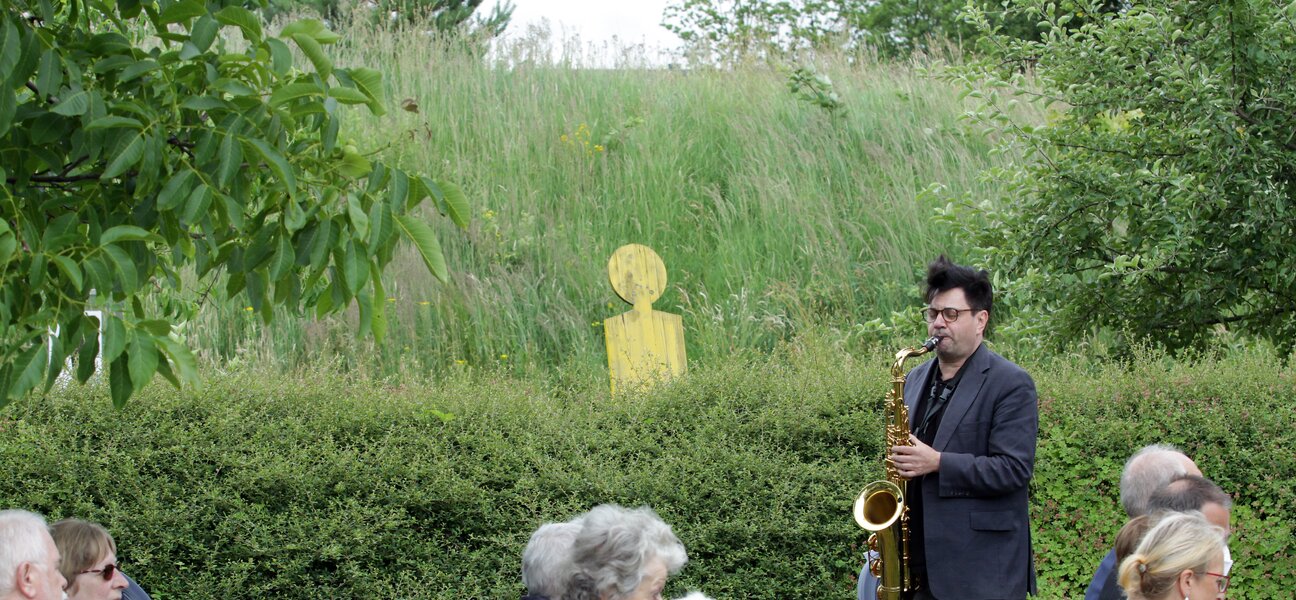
[891,336,939,378]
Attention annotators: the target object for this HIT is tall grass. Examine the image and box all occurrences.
[181,23,1037,375]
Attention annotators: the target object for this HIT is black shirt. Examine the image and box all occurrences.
[907,344,979,581]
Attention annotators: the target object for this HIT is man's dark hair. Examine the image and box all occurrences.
[1147,474,1233,513]
[924,255,994,313]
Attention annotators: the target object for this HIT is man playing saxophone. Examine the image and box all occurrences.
[865,255,1039,600]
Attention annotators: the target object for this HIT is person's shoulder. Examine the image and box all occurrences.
[980,346,1034,383]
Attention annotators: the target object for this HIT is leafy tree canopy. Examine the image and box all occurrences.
[943,0,1296,351]
[264,0,513,38]
[0,0,468,407]
[662,0,1044,63]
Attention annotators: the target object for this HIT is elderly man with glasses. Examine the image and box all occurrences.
[859,255,1039,600]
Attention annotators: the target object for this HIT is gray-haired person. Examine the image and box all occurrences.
[564,505,689,600]
[522,519,584,600]
[0,510,67,600]
[1084,444,1201,600]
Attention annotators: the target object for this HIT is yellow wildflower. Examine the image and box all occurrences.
[244,306,254,312]
[419,301,431,306]
[454,359,466,365]
[386,297,396,303]
[594,145,605,153]
[499,354,508,360]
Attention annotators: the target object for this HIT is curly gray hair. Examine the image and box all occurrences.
[522,518,584,598]
[565,505,688,600]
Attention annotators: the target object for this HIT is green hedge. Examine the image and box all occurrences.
[1,342,1291,599]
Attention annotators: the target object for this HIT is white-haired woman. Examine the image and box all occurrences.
[1118,511,1230,600]
[564,505,688,600]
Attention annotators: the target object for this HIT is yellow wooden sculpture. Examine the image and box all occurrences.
[604,244,687,395]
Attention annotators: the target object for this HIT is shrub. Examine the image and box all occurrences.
[1,341,1291,598]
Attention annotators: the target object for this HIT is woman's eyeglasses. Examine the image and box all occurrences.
[1204,571,1230,594]
[78,563,119,581]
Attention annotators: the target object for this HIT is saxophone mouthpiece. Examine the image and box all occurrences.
[922,336,940,352]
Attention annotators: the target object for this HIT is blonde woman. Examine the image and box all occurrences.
[1118,512,1229,600]
[49,519,127,600]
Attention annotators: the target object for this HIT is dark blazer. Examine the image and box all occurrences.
[904,344,1038,600]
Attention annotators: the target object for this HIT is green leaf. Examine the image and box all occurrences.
[328,87,370,104]
[291,33,332,80]
[35,50,64,100]
[0,20,20,86]
[86,116,144,131]
[437,179,471,229]
[190,15,219,52]
[395,214,448,282]
[102,244,139,293]
[214,6,263,46]
[128,333,158,393]
[269,231,295,282]
[100,224,160,245]
[344,67,387,116]
[51,255,84,291]
[157,170,195,211]
[279,19,341,44]
[339,149,372,178]
[6,340,47,403]
[180,96,227,111]
[244,138,298,199]
[181,182,213,225]
[0,230,16,266]
[102,132,146,179]
[102,315,127,364]
[368,201,392,250]
[347,195,370,241]
[137,320,172,336]
[109,354,131,408]
[51,90,91,116]
[160,0,206,24]
[370,265,386,343]
[343,240,367,295]
[265,38,293,75]
[269,82,324,108]
[154,335,199,388]
[76,324,100,383]
[217,132,242,187]
[0,88,15,138]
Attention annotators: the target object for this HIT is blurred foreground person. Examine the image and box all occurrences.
[1118,512,1229,600]
[522,519,584,600]
[1085,444,1201,600]
[49,519,127,600]
[565,505,688,600]
[0,510,67,600]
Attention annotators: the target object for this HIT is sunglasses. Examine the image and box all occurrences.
[77,563,120,581]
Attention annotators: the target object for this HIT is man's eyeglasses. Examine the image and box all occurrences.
[923,307,978,323]
[78,563,120,581]
[1204,571,1230,594]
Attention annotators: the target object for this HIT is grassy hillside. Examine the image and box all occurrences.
[178,26,1032,374]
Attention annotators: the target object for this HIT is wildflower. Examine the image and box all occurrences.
[419,301,431,306]
[454,359,466,365]
[244,306,254,312]
[592,321,602,327]
[594,145,605,153]
[386,297,396,303]
[499,354,508,360]
[483,209,496,220]
[560,134,569,143]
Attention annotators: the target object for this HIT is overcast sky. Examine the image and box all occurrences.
[490,0,683,62]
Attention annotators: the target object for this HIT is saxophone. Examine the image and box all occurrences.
[853,336,939,600]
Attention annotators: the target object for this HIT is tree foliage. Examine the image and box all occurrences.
[943,0,1296,351]
[265,0,513,38]
[661,0,1043,63]
[0,0,468,407]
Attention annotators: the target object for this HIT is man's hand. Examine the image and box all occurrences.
[890,434,941,478]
